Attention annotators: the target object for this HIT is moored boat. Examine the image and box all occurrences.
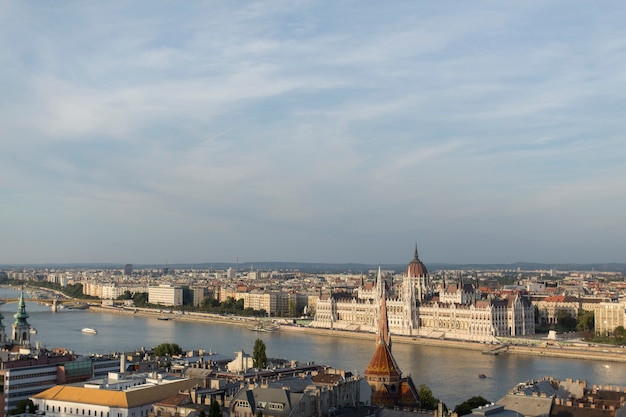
[249,322,278,332]
[249,325,271,332]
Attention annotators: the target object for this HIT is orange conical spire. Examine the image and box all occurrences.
[364,283,403,399]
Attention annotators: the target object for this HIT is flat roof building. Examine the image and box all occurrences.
[31,372,199,417]
[148,285,183,307]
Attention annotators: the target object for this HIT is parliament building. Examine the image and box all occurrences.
[312,246,535,343]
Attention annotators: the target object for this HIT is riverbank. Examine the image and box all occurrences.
[88,305,626,363]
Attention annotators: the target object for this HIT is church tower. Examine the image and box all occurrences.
[12,291,31,345]
[364,285,420,409]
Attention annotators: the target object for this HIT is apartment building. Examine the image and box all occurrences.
[148,285,183,307]
[595,302,626,336]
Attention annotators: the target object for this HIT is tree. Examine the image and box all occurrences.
[534,305,540,324]
[117,290,133,300]
[208,399,222,417]
[556,310,577,331]
[133,292,149,307]
[253,338,267,369]
[454,396,490,416]
[418,384,441,410]
[202,297,220,308]
[288,300,298,317]
[577,310,595,332]
[11,399,37,415]
[614,326,625,338]
[154,342,183,357]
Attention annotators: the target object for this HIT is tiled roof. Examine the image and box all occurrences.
[364,344,402,377]
[32,379,199,408]
[405,246,428,277]
[154,393,190,407]
[544,296,578,303]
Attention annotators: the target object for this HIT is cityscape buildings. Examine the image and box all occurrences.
[0,292,121,417]
[312,246,535,342]
[0,273,625,417]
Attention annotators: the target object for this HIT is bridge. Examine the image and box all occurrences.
[0,298,91,312]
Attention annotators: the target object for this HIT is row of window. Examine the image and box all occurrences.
[7,380,55,390]
[46,405,124,417]
[7,371,58,380]
[47,405,109,417]
[237,401,284,411]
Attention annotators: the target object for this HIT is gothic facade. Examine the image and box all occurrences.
[312,246,535,343]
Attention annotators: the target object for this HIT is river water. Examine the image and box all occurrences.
[1,288,625,408]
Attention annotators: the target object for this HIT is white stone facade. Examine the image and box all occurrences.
[312,248,535,342]
[148,285,183,306]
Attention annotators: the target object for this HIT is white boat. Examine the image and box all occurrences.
[30,328,37,334]
[81,327,97,335]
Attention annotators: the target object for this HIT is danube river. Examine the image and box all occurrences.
[2,288,625,408]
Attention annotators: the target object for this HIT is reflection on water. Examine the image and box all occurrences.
[1,287,625,407]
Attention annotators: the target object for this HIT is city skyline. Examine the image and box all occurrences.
[1,2,625,265]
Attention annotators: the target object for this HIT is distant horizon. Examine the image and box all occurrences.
[2,259,625,272]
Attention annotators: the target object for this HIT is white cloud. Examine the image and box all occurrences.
[1,1,625,264]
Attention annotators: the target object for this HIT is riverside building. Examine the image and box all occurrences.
[312,246,535,342]
[0,292,121,417]
[148,285,183,307]
[31,372,199,417]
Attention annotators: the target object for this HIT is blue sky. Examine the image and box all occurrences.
[1,1,625,265]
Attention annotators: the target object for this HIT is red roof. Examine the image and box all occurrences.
[364,343,402,377]
[405,245,428,277]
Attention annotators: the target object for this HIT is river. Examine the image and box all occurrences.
[1,287,625,408]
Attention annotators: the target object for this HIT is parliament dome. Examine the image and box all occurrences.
[405,245,428,277]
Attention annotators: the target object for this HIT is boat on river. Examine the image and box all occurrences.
[81,327,97,335]
[249,325,273,332]
[249,322,278,332]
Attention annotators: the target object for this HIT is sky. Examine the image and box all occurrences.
[1,1,625,265]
